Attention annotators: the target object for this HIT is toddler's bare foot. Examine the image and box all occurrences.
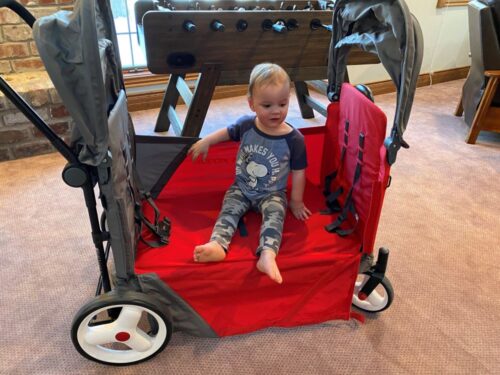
[256,249,283,284]
[194,241,226,262]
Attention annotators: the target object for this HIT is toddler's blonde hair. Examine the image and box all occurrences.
[248,63,291,98]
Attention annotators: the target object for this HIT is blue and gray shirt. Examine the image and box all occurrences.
[227,115,307,200]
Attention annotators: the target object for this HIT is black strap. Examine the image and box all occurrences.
[138,217,171,248]
[325,132,365,236]
[320,187,343,214]
[323,120,349,196]
[128,162,171,247]
[322,120,350,214]
[135,193,171,247]
[325,199,359,236]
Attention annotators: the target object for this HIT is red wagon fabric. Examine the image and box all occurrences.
[135,84,388,336]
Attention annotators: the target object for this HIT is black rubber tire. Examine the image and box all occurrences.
[71,290,172,366]
[352,272,394,313]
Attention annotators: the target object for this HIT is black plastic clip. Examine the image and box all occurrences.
[157,217,171,245]
[358,248,389,299]
[384,134,409,166]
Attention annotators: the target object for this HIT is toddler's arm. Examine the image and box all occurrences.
[188,128,230,161]
[289,169,311,220]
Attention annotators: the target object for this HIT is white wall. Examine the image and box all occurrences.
[348,0,471,84]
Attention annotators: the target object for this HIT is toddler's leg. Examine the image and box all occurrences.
[255,192,287,283]
[194,184,250,262]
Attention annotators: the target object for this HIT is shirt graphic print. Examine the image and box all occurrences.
[227,115,307,201]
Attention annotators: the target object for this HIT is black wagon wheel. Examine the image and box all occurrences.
[352,272,394,313]
[71,290,172,366]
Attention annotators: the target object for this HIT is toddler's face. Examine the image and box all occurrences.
[248,82,290,131]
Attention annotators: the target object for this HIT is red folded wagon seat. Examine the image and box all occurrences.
[135,84,389,336]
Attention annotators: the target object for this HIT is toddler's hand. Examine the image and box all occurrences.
[188,139,210,161]
[289,200,312,221]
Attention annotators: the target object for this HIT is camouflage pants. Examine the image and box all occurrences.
[211,184,287,255]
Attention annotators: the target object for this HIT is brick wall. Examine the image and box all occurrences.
[0,0,75,161]
[0,71,74,161]
[0,1,75,75]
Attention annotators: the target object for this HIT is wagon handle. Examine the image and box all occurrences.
[0,0,35,28]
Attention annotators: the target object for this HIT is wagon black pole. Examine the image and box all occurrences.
[0,0,112,294]
[0,0,35,27]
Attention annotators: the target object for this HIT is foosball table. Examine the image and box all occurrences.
[135,0,379,136]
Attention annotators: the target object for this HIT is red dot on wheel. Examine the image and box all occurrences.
[358,292,368,301]
[115,332,131,342]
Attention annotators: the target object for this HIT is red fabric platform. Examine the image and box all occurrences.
[135,84,389,336]
[135,128,362,336]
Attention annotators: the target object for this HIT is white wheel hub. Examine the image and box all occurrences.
[352,274,389,312]
[77,304,168,364]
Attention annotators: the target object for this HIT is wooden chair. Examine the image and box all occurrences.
[456,0,500,144]
[461,70,500,144]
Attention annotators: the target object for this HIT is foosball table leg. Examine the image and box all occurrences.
[181,63,221,137]
[155,73,185,133]
[294,80,315,119]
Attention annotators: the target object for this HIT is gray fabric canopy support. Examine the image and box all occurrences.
[33,0,123,166]
[327,0,423,162]
[31,0,189,286]
[33,0,140,283]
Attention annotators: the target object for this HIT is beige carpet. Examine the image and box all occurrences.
[0,80,499,374]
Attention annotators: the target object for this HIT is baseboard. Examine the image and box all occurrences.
[430,66,470,84]
[126,66,470,112]
[366,66,469,96]
[127,85,248,112]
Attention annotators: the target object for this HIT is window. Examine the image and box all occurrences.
[111,0,147,70]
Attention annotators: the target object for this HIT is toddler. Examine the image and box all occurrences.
[189,63,311,283]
